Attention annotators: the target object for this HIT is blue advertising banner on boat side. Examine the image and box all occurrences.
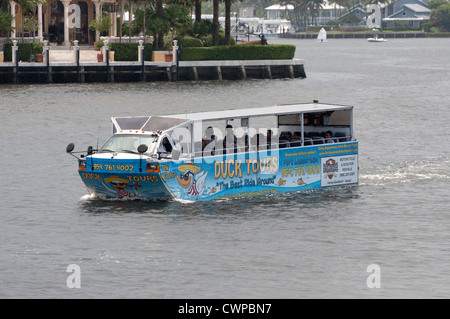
[162,142,359,201]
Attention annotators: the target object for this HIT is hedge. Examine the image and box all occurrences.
[179,44,296,61]
[3,42,43,62]
[427,32,450,37]
[108,42,152,61]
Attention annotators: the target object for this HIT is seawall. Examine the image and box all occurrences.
[0,59,306,84]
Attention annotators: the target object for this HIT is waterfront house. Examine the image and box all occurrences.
[5,0,125,46]
[338,4,367,25]
[339,0,430,29]
[265,1,344,26]
[383,1,431,29]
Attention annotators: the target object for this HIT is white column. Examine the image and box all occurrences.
[61,0,71,46]
[10,0,16,38]
[73,40,78,61]
[138,39,143,63]
[172,40,178,65]
[12,40,17,63]
[112,12,117,37]
[37,2,43,41]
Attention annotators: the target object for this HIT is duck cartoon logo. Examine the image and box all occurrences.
[176,161,208,199]
[104,175,134,198]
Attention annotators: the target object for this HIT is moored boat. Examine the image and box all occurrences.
[368,35,387,42]
[67,101,359,201]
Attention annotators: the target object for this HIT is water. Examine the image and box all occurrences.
[1,38,449,298]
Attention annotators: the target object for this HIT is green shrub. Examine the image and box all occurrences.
[188,20,213,38]
[392,20,411,31]
[175,36,203,48]
[3,42,43,62]
[427,31,450,37]
[180,44,295,61]
[200,32,236,46]
[108,42,152,61]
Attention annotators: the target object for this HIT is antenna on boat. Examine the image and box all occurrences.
[96,122,101,151]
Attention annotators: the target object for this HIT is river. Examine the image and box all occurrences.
[0,37,449,298]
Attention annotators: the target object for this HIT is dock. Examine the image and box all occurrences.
[0,59,306,84]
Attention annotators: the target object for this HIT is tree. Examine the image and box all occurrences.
[223,0,244,45]
[89,13,112,37]
[194,0,202,22]
[212,0,219,45]
[427,0,447,10]
[224,0,232,45]
[300,0,324,26]
[432,3,450,31]
[15,0,46,41]
[0,9,14,38]
[164,3,190,41]
[155,0,164,48]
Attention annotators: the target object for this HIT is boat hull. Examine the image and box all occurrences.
[79,142,358,201]
[78,158,172,200]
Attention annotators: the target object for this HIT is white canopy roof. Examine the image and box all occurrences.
[167,102,353,122]
[111,102,353,133]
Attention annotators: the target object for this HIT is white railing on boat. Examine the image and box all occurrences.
[192,135,353,158]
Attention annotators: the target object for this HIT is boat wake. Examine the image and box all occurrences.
[80,194,96,201]
[79,193,169,202]
[172,198,197,204]
[360,156,450,186]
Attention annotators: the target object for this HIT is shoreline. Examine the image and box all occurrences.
[279,32,429,39]
[0,59,306,84]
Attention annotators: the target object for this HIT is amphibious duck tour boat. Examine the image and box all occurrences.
[67,101,358,201]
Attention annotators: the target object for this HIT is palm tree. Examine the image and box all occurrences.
[117,0,125,42]
[164,3,190,41]
[212,0,219,46]
[300,0,324,26]
[277,0,314,31]
[224,0,232,45]
[0,8,14,39]
[155,0,164,48]
[223,0,244,45]
[194,0,202,22]
[15,0,45,41]
[0,0,13,38]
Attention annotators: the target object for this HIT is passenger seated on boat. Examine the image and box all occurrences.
[334,132,346,142]
[202,134,216,156]
[244,135,249,152]
[267,129,273,150]
[256,133,263,151]
[223,124,237,154]
[279,131,291,149]
[312,136,325,144]
[324,130,336,144]
[303,137,313,146]
[202,126,214,149]
[158,137,173,158]
[290,132,302,147]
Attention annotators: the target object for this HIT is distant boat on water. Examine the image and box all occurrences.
[367,35,387,42]
[317,28,328,43]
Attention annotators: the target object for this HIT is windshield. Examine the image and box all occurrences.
[100,134,158,154]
